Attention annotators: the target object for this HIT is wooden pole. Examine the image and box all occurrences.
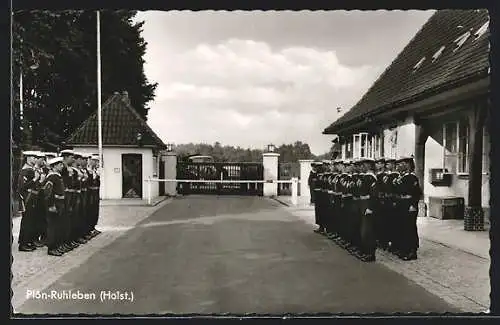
[97,11,104,199]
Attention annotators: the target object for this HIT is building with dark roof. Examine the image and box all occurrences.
[323,9,490,230]
[66,91,167,200]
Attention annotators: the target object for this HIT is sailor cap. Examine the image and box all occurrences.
[59,149,74,156]
[47,156,64,166]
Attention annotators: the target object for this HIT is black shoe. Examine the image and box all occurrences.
[77,238,87,244]
[27,242,37,249]
[48,249,63,256]
[362,254,376,262]
[19,245,35,252]
[402,252,417,261]
[34,240,45,248]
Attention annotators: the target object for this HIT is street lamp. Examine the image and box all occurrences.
[266,144,276,153]
[136,132,143,146]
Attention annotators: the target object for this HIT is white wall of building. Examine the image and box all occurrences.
[74,146,158,200]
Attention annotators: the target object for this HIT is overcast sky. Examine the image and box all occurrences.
[134,10,435,155]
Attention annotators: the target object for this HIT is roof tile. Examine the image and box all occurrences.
[324,9,489,134]
[66,92,166,148]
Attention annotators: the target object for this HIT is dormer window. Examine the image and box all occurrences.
[474,20,489,40]
[432,45,446,62]
[453,31,471,51]
[413,57,426,71]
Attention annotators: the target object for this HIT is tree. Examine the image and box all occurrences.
[11,10,157,148]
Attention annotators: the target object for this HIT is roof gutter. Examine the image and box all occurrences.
[323,70,489,135]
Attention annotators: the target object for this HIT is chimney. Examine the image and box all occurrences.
[122,91,130,105]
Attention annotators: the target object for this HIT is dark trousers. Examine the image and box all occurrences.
[341,197,352,241]
[375,199,389,247]
[387,198,398,250]
[47,205,63,250]
[391,200,404,252]
[313,189,321,226]
[71,193,83,240]
[399,204,419,255]
[77,190,88,237]
[309,187,315,204]
[35,194,47,242]
[64,193,76,244]
[350,198,361,247]
[359,199,376,256]
[90,189,100,230]
[326,193,335,233]
[18,198,37,246]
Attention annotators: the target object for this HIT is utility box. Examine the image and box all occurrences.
[428,196,465,220]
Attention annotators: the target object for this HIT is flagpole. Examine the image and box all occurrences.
[97,10,104,199]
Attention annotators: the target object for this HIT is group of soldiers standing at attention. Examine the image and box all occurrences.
[16,149,102,256]
[308,156,422,262]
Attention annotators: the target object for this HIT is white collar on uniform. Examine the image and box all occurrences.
[47,171,61,177]
[22,163,33,169]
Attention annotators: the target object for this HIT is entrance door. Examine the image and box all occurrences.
[159,156,165,196]
[122,153,143,198]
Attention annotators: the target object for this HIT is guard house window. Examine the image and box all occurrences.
[343,136,354,160]
[483,125,490,174]
[153,155,158,177]
[457,120,469,174]
[387,128,398,159]
[369,133,381,159]
[360,132,369,158]
[443,122,458,173]
[353,134,361,159]
[442,119,469,174]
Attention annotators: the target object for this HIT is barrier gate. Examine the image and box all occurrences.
[176,162,264,195]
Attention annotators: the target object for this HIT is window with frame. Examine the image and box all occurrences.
[387,128,398,159]
[344,136,354,159]
[483,125,490,174]
[370,133,381,159]
[457,119,469,173]
[442,119,469,174]
[353,134,361,159]
[153,155,158,177]
[360,133,368,158]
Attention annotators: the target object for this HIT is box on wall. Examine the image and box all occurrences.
[428,196,465,220]
[429,168,452,187]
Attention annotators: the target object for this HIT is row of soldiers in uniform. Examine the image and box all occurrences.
[17,149,102,256]
[308,156,421,262]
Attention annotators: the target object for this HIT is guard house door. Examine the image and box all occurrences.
[122,153,143,198]
[159,155,165,196]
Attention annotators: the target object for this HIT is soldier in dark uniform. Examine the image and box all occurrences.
[332,160,345,244]
[86,155,101,238]
[60,149,79,253]
[348,160,363,257]
[338,160,353,249]
[78,153,92,241]
[17,151,42,251]
[384,158,400,255]
[73,152,88,245]
[324,161,336,237]
[30,152,48,248]
[358,158,378,262]
[313,162,327,234]
[42,156,66,256]
[308,163,319,205]
[374,157,388,250]
[329,159,342,241]
[396,156,421,260]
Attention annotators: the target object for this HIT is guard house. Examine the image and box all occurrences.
[323,10,490,231]
[66,91,167,200]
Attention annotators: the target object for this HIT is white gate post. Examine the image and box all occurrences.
[262,152,280,197]
[165,151,177,196]
[291,177,298,206]
[299,159,314,201]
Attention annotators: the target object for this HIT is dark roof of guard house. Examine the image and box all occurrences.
[66,91,167,148]
[324,9,490,134]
